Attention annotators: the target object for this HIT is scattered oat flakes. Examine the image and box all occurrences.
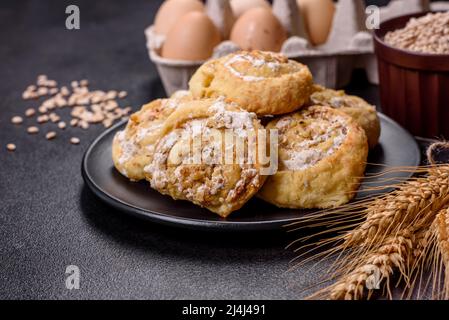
[103,119,113,128]
[104,101,117,112]
[37,115,49,123]
[19,76,131,145]
[46,80,57,88]
[58,121,67,130]
[6,143,16,152]
[76,97,90,105]
[38,106,47,114]
[67,95,77,106]
[70,137,80,145]
[70,119,79,127]
[37,74,47,82]
[41,99,55,109]
[56,97,67,108]
[60,86,69,96]
[27,126,39,134]
[37,87,48,96]
[91,104,101,112]
[11,116,24,124]
[79,120,89,130]
[45,131,57,140]
[106,90,117,100]
[71,106,86,118]
[49,113,61,123]
[25,108,36,117]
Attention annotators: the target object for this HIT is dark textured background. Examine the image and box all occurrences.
[0,0,431,300]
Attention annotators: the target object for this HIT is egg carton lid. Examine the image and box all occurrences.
[146,27,372,67]
[147,0,376,63]
[147,0,449,66]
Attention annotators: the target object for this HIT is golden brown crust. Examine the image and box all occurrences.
[310,86,381,149]
[170,90,193,102]
[143,98,268,217]
[258,106,369,209]
[112,97,189,181]
[189,51,314,116]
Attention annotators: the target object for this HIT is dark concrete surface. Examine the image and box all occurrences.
[0,0,426,300]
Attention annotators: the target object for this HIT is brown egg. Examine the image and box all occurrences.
[230,8,287,52]
[297,0,335,46]
[162,12,221,61]
[154,0,205,36]
[230,0,271,18]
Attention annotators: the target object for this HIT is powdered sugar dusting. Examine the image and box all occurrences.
[223,53,281,82]
[136,127,151,142]
[116,130,137,168]
[208,97,257,131]
[161,98,180,110]
[280,114,349,171]
[144,102,263,214]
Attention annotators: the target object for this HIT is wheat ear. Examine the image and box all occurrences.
[344,166,449,248]
[292,142,449,299]
[289,166,449,274]
[433,208,449,299]
[403,226,436,299]
[309,229,416,300]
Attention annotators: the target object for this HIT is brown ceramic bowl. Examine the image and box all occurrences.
[374,12,449,139]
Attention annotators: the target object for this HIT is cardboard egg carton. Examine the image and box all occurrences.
[146,0,449,96]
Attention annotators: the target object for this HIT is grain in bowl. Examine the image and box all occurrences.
[374,12,449,139]
[384,11,449,55]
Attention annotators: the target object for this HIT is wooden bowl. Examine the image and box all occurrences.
[374,12,449,139]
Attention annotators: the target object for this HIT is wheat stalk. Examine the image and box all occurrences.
[304,201,448,300]
[289,166,449,275]
[433,208,449,299]
[292,142,449,300]
[329,208,449,301]
[309,229,416,300]
[403,226,436,299]
[344,166,449,248]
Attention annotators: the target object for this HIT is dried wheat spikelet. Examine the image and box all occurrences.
[310,229,415,300]
[288,165,449,273]
[289,141,449,246]
[291,142,449,300]
[405,226,435,300]
[303,207,446,300]
[345,166,449,248]
[406,208,449,300]
[433,208,449,299]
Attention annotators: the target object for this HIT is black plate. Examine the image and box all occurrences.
[82,114,421,231]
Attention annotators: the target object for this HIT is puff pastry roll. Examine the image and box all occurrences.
[258,106,369,209]
[112,95,191,181]
[143,98,269,217]
[310,86,381,149]
[189,50,314,116]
